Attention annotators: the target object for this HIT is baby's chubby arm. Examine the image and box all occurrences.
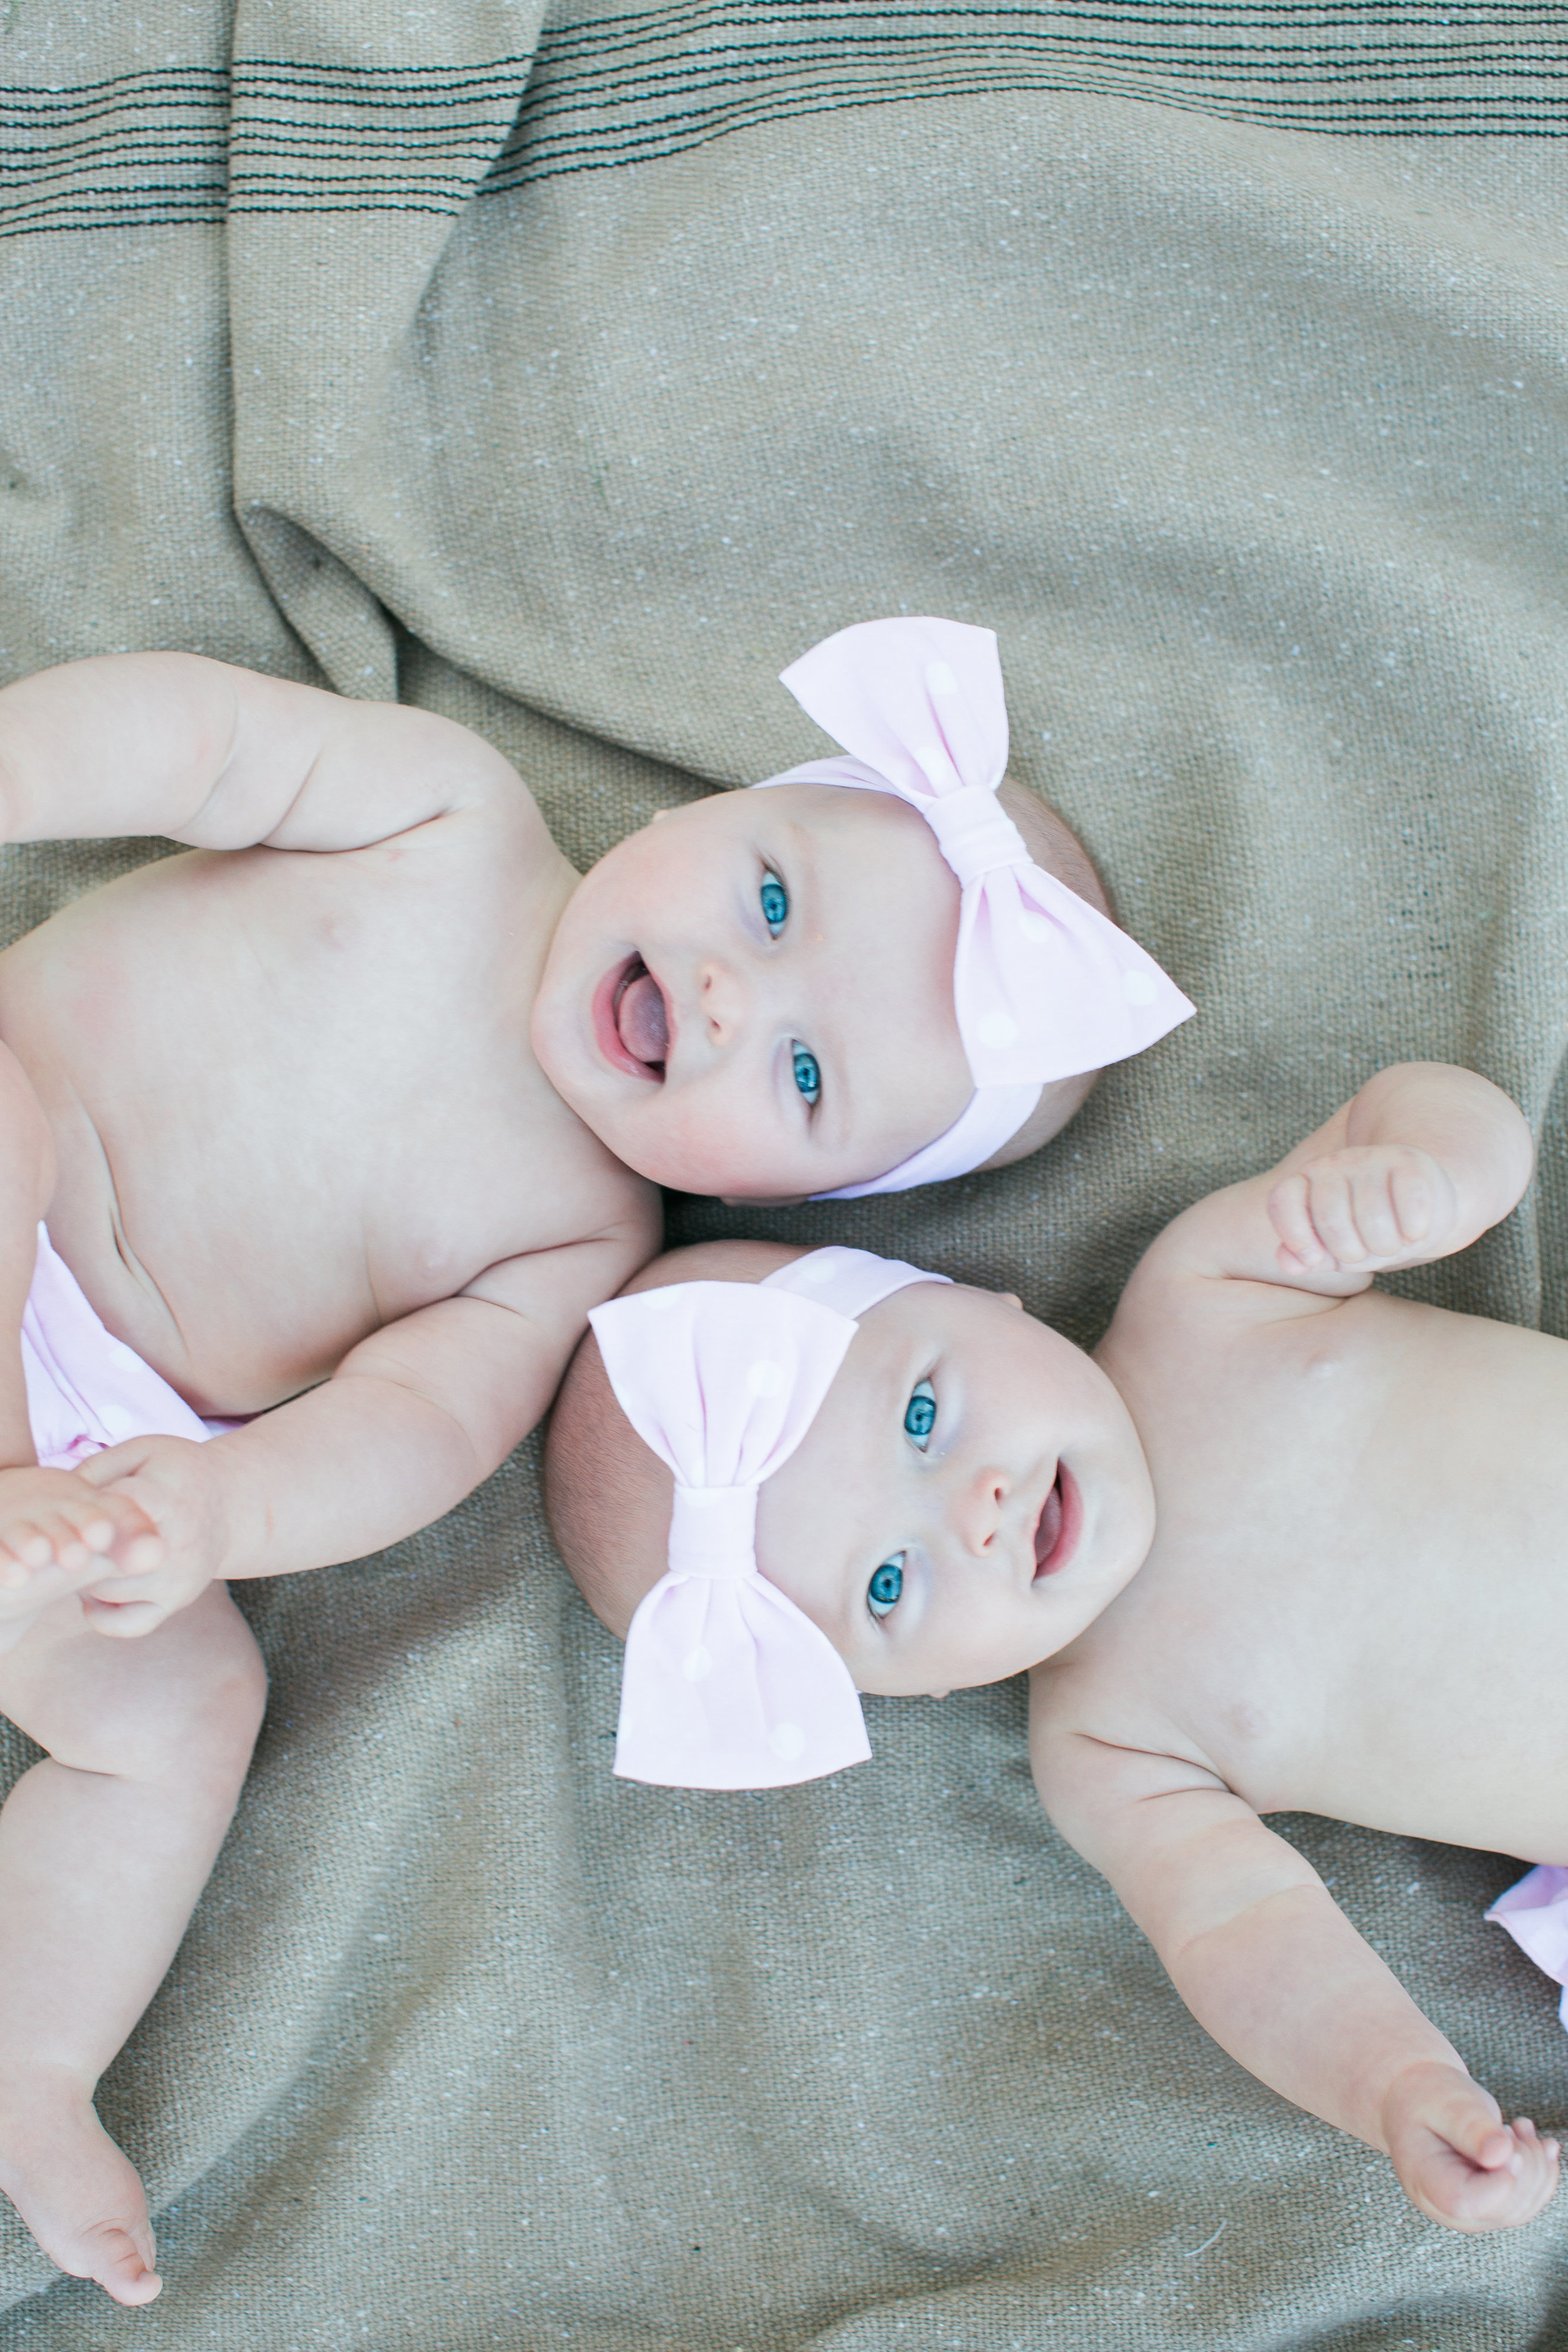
[1031,1701,1559,2232]
[1140,1064,1533,1308]
[0,653,527,850]
[72,1220,655,1635]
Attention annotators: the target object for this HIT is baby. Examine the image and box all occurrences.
[0,616,1187,2302]
[546,1060,1562,2235]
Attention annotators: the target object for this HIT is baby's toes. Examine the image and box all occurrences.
[43,1515,98,1568]
[0,1522,55,1572]
[65,1506,120,1555]
[0,1542,36,1589]
[88,1496,164,1567]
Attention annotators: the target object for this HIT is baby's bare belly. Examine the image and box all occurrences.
[0,849,626,1415]
[19,1083,384,1414]
[1091,1297,1568,1865]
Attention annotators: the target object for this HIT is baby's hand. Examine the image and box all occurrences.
[0,1463,163,1647]
[1382,2061,1559,2233]
[73,1433,230,1638]
[1266,1144,1461,1283]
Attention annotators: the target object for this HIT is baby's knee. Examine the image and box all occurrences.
[174,1615,267,1789]
[208,1623,268,1761]
[97,1608,266,1793]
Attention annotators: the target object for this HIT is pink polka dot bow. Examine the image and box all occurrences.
[589,1248,948,1791]
[755,616,1195,1197]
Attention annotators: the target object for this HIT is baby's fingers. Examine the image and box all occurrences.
[1391,2069,1561,2233]
[1268,1173,1332,1271]
[1271,1151,1445,1278]
[1271,1165,1371,1273]
[1385,1161,1437,1248]
[1342,1161,1425,1259]
[80,1592,174,1640]
[1437,2119,1560,2232]
[1309,1161,1424,1268]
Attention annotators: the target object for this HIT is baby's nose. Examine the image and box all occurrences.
[696,955,751,1044]
[953,1465,1010,1555]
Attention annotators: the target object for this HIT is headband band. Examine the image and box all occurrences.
[589,1246,950,1791]
[754,617,1194,1197]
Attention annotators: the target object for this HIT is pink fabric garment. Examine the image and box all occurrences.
[1486,1865,1568,2032]
[590,1246,949,1791]
[755,616,1195,1197]
[22,1223,218,1466]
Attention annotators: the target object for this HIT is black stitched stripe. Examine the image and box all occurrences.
[494,1,1562,187]
[1,6,1563,240]
[0,67,228,235]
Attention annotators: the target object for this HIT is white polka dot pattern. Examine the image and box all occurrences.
[753,615,1194,1199]
[976,1008,1020,1051]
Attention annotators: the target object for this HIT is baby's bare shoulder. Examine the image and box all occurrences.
[1030,1645,1219,1814]
[230,684,566,884]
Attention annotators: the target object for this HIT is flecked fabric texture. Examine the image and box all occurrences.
[3,4,1568,2346]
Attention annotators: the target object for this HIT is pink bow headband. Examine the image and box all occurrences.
[755,617,1195,1197]
[588,1246,950,1791]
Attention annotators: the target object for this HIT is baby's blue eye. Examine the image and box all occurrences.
[760,871,788,937]
[867,1557,904,1619]
[792,1044,820,1105]
[903,1380,936,1449]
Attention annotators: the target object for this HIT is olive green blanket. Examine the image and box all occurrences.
[3,3,1567,2344]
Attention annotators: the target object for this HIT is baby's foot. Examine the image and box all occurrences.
[0,2066,161,2304]
[0,1465,162,1638]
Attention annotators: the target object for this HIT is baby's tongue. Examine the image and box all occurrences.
[1033,1477,1064,1572]
[617,969,669,1068]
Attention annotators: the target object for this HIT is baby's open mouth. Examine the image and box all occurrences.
[1032,1465,1079,1579]
[595,954,669,1079]
[616,957,668,1071]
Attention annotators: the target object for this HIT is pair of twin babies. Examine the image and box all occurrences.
[0,619,1558,2310]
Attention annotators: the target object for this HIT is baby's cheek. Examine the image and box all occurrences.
[618,1090,760,1195]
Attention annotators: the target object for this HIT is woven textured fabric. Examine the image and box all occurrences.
[4,5,1566,246]
[3,3,1568,2344]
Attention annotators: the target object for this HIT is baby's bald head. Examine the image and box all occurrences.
[544,1240,801,1638]
[544,1233,1160,1699]
[981,781,1111,1169]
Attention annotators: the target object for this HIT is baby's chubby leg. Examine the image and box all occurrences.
[0,1583,266,2304]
